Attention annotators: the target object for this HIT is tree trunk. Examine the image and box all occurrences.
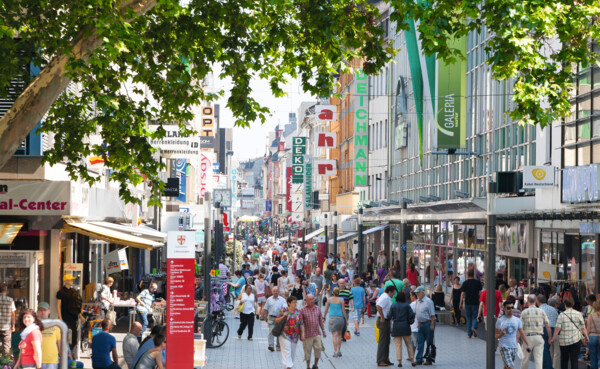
[0,0,157,170]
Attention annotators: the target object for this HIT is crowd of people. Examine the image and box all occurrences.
[226,235,600,369]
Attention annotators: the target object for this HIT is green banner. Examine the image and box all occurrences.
[436,36,467,149]
[304,159,312,209]
[404,19,424,164]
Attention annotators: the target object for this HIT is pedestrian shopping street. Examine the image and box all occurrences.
[206,308,535,369]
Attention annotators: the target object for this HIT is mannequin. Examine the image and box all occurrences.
[56,274,83,352]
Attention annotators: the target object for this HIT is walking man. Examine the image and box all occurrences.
[38,301,60,369]
[310,268,326,308]
[262,286,287,352]
[540,297,561,369]
[459,269,482,338]
[135,282,157,342]
[520,294,551,369]
[300,295,326,369]
[0,283,14,355]
[497,300,530,369]
[414,286,436,365]
[376,285,395,367]
[338,279,354,342]
[537,295,558,369]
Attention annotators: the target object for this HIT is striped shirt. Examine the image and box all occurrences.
[339,288,353,313]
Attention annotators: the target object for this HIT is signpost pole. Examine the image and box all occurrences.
[203,192,213,347]
[486,183,496,369]
[358,208,364,275]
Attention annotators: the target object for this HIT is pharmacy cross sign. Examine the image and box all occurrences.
[177,235,186,245]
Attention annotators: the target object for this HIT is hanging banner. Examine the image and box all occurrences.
[166,231,195,368]
[315,105,337,121]
[354,70,368,186]
[231,169,238,205]
[104,249,129,275]
[200,106,215,148]
[222,210,231,234]
[316,132,337,148]
[199,153,215,198]
[292,137,307,183]
[175,159,187,202]
[315,160,336,176]
[436,36,467,149]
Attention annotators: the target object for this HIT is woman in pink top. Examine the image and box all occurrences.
[15,309,44,369]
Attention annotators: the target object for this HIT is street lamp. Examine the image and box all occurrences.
[358,207,364,274]
[333,211,338,260]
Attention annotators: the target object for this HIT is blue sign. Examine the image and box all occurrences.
[213,163,220,172]
[266,199,272,212]
[176,159,187,202]
[401,243,407,252]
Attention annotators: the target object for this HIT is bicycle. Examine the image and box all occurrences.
[208,309,229,348]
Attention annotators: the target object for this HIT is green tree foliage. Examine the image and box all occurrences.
[0,0,391,204]
[390,0,600,128]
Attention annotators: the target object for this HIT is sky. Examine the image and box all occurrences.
[209,72,316,163]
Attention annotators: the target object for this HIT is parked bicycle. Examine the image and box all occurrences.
[208,308,229,348]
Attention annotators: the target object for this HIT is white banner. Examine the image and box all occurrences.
[314,160,337,176]
[104,249,129,275]
[523,166,555,188]
[316,132,337,148]
[149,125,200,158]
[0,181,70,216]
[315,105,337,121]
[167,231,196,259]
[199,153,215,198]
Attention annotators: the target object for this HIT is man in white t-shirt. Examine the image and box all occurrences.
[496,300,530,369]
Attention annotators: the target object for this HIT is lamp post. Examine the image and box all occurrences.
[486,181,497,369]
[358,207,364,274]
[400,201,407,278]
[333,211,338,260]
[324,213,329,256]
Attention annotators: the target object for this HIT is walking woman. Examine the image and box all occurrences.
[237,285,257,340]
[14,309,43,369]
[276,296,302,369]
[255,274,268,318]
[587,300,600,369]
[450,277,462,326]
[406,263,419,287]
[323,287,347,358]
[327,273,339,296]
[290,276,304,309]
[278,270,291,298]
[550,297,589,369]
[390,292,416,367]
[281,253,289,272]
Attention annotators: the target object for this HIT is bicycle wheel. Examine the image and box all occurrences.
[225,302,234,311]
[210,320,229,348]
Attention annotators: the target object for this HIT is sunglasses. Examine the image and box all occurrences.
[505,306,514,310]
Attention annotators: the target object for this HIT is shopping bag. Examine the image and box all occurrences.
[517,344,524,360]
[106,308,117,326]
[233,300,241,316]
[238,302,245,313]
[344,330,351,340]
[374,322,380,343]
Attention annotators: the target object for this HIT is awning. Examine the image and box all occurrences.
[89,221,167,242]
[335,232,358,242]
[304,228,325,241]
[363,224,389,235]
[63,221,164,250]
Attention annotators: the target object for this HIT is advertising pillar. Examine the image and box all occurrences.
[167,231,196,367]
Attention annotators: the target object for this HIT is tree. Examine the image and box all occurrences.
[390,0,600,128]
[0,0,391,204]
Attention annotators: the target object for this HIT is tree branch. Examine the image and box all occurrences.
[0,0,156,170]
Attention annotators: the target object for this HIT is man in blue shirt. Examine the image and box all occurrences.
[91,319,120,369]
[350,277,367,334]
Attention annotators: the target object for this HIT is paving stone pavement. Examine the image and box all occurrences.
[206,308,535,369]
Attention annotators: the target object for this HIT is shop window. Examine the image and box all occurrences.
[577,143,591,165]
[579,70,592,95]
[578,120,591,141]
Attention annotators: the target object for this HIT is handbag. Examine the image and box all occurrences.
[374,321,380,343]
[344,330,351,340]
[106,307,117,326]
[238,302,245,313]
[272,316,287,337]
[564,311,587,344]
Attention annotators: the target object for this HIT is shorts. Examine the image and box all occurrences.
[353,309,363,322]
[328,316,345,332]
[499,346,518,368]
[257,296,266,303]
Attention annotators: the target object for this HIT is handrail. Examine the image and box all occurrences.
[41,319,69,369]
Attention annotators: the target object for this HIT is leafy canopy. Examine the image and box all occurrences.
[390,0,600,128]
[0,0,391,205]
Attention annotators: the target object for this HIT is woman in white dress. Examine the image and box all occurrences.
[278,269,291,298]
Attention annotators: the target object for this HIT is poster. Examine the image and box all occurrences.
[103,249,129,275]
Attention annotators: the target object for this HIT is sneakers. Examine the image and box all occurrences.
[333,352,339,358]
[237,334,242,339]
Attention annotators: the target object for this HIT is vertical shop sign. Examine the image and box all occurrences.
[231,169,238,206]
[354,70,368,186]
[304,158,312,209]
[436,36,467,149]
[175,159,187,202]
[292,137,306,183]
[286,167,292,213]
[166,231,196,368]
